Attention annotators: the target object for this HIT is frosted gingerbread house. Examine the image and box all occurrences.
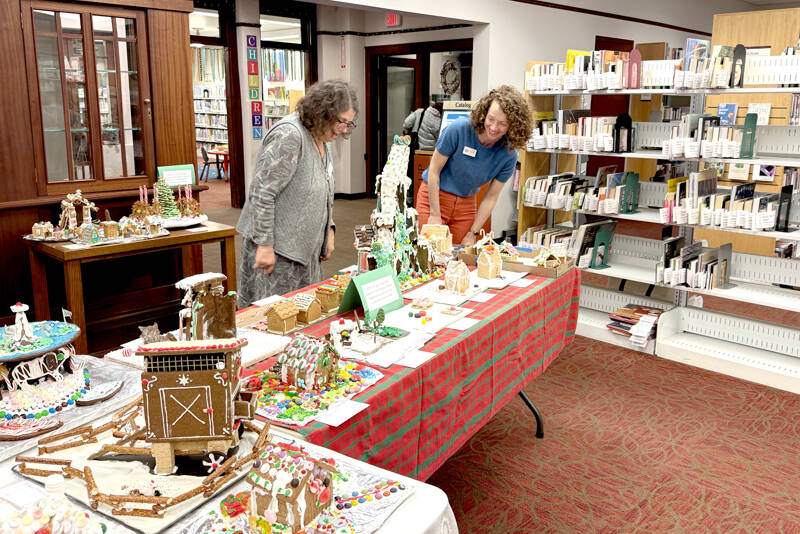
[292,292,322,324]
[444,260,471,294]
[246,442,337,531]
[477,246,502,279]
[31,221,53,239]
[420,224,452,253]
[176,273,236,341]
[277,334,339,391]
[265,300,299,334]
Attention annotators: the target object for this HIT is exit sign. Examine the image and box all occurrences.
[385,13,402,27]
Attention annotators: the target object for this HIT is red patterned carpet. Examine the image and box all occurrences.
[427,335,800,533]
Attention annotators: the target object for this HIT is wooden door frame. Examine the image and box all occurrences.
[365,38,472,196]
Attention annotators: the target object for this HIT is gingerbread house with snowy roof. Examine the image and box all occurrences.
[477,245,502,279]
[292,292,322,324]
[277,334,339,391]
[246,442,337,532]
[444,259,471,294]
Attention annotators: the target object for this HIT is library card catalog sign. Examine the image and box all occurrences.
[338,265,403,322]
[157,164,195,186]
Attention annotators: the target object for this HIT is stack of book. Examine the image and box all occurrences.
[607,304,664,348]
[568,219,618,268]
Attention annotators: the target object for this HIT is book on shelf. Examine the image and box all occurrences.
[569,219,617,261]
[717,103,738,125]
[746,103,771,125]
[753,165,776,183]
[558,109,591,135]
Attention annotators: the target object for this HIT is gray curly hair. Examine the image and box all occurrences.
[296,79,359,139]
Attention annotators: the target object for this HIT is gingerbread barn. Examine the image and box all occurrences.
[444,260,471,294]
[136,337,254,474]
[277,334,339,391]
[266,300,299,334]
[246,442,337,531]
[292,292,322,324]
[477,246,502,279]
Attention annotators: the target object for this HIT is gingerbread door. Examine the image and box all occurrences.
[158,386,214,438]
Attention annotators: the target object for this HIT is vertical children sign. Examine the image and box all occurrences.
[246,35,262,139]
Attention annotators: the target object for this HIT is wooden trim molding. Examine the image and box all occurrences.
[510,0,711,37]
[0,185,208,211]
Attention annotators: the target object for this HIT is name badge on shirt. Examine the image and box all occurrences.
[462,146,477,157]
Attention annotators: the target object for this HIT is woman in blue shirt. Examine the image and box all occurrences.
[417,85,532,246]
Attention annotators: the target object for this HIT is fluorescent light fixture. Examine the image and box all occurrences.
[191,10,219,18]
[190,43,204,48]
[260,18,301,27]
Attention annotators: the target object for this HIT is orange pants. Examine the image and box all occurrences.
[415,181,476,244]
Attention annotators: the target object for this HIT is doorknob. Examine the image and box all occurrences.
[144,98,152,119]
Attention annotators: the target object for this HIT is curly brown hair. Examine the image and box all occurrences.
[470,85,532,150]
[296,79,359,139]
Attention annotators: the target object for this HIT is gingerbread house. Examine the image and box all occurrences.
[266,300,299,334]
[75,222,100,244]
[420,224,452,253]
[477,246,502,279]
[277,334,339,390]
[100,220,119,239]
[176,273,236,341]
[246,442,337,531]
[499,240,519,260]
[316,283,342,312]
[444,260,471,294]
[292,292,322,324]
[31,221,53,239]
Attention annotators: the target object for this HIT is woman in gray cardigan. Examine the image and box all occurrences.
[236,80,358,307]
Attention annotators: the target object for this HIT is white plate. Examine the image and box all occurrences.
[162,214,209,229]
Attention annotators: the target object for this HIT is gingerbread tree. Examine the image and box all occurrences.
[154,177,180,219]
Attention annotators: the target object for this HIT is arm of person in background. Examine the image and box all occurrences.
[247,125,302,274]
[460,178,506,246]
[460,155,517,246]
[425,149,450,226]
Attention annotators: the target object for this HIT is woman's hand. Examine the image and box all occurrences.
[426,214,443,226]
[321,227,335,261]
[253,245,276,274]
[460,232,477,247]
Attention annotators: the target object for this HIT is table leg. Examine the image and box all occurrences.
[518,391,544,439]
[28,249,50,320]
[63,261,88,354]
[221,236,237,292]
[214,154,222,180]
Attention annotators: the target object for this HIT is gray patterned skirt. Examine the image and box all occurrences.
[237,238,323,308]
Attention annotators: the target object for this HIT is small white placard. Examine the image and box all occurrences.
[469,292,496,303]
[395,350,436,368]
[510,278,535,288]
[448,317,481,331]
[361,275,401,312]
[162,168,194,186]
[315,400,369,427]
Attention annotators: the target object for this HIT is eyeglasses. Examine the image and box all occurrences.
[336,118,357,130]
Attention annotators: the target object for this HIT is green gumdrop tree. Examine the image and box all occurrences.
[155,178,181,219]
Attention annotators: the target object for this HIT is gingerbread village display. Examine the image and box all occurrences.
[0,302,93,440]
[353,136,449,288]
[25,179,205,246]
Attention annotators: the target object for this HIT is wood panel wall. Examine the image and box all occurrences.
[147,10,196,168]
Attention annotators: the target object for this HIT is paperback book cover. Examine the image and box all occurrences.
[683,38,710,70]
[717,103,738,125]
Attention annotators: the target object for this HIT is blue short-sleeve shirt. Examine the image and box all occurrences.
[422,118,518,198]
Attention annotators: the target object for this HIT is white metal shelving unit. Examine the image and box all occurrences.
[523,74,800,393]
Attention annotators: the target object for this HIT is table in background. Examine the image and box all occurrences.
[208,149,229,182]
[253,268,581,480]
[25,221,237,354]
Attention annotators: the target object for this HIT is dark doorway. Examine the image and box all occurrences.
[365,39,472,197]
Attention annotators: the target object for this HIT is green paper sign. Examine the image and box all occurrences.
[157,164,196,186]
[337,265,403,323]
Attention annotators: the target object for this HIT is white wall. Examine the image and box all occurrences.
[235,0,262,193]
[316,0,756,234]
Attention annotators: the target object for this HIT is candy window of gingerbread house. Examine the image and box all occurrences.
[145,353,226,373]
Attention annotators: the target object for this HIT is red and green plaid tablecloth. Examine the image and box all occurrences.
[248,268,580,481]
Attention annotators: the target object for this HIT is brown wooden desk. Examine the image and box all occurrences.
[25,221,237,353]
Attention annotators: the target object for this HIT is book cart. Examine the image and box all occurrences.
[519,10,800,394]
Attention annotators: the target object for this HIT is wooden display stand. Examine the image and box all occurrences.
[25,221,237,354]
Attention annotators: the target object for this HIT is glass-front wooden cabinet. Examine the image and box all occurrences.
[22,2,155,195]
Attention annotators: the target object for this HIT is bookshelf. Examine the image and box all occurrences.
[192,45,228,152]
[261,47,306,130]
[520,14,800,392]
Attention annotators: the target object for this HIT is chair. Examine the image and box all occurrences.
[199,146,220,181]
